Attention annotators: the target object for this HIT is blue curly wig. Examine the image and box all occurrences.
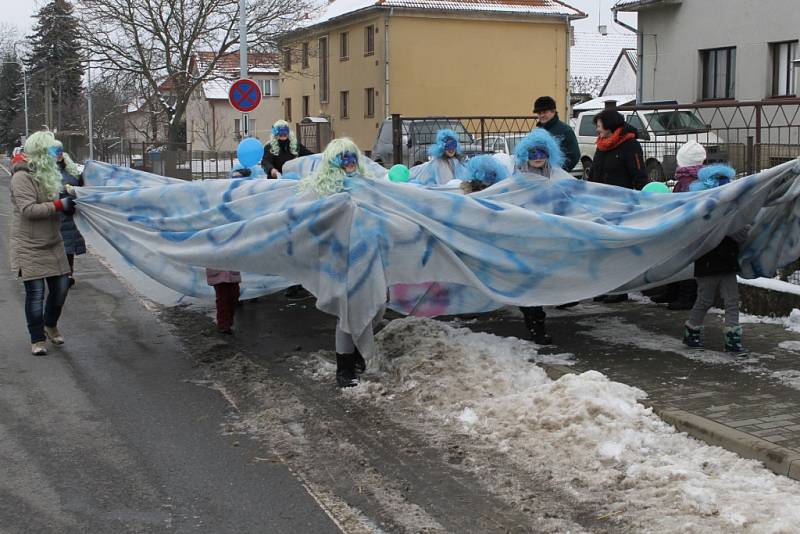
[428,129,463,159]
[466,155,511,187]
[690,164,736,191]
[514,129,564,170]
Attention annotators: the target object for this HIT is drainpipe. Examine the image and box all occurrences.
[565,18,571,118]
[613,9,643,105]
[384,9,392,118]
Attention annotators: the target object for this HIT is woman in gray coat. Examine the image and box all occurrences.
[9,131,74,355]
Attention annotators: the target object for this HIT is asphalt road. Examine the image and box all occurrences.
[0,162,341,533]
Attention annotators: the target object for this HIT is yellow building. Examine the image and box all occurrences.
[278,0,586,151]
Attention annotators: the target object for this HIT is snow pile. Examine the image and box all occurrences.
[738,276,800,297]
[316,317,800,532]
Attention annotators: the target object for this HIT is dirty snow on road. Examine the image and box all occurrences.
[306,317,800,533]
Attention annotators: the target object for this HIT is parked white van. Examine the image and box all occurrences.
[574,109,723,181]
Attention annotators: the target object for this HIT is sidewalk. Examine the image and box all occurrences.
[465,298,800,480]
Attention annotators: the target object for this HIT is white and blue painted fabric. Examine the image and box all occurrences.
[408,158,471,186]
[74,158,800,355]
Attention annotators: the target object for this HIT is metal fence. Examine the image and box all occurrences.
[388,100,800,181]
[73,141,242,180]
[386,115,538,168]
[614,99,800,179]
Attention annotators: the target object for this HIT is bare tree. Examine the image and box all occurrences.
[570,75,606,99]
[75,0,314,152]
[193,106,232,153]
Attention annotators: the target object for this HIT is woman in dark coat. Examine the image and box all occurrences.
[588,109,648,191]
[588,109,648,304]
[260,120,313,178]
[54,142,86,286]
[261,120,314,299]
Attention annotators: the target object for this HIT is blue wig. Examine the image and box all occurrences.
[514,129,564,170]
[466,155,511,187]
[428,129,463,159]
[690,164,736,191]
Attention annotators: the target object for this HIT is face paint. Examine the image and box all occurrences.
[444,139,458,153]
[48,146,64,159]
[528,148,548,161]
[335,151,358,169]
[272,125,290,137]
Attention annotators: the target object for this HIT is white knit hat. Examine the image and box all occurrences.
[676,140,707,167]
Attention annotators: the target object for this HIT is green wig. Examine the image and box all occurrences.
[301,138,369,197]
[23,131,62,198]
[269,119,299,157]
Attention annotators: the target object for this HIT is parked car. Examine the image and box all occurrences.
[371,118,475,167]
[574,109,724,181]
[462,134,528,157]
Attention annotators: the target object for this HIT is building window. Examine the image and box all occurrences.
[271,79,280,97]
[364,25,375,56]
[701,47,736,100]
[303,95,310,118]
[340,91,349,119]
[283,49,292,71]
[771,41,798,97]
[302,42,309,68]
[319,36,329,103]
[340,32,349,61]
[364,87,375,118]
[284,98,292,122]
[258,79,271,97]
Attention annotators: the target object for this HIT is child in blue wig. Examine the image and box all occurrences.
[408,128,470,186]
[460,154,511,193]
[460,149,555,344]
[513,128,565,176]
[683,164,749,355]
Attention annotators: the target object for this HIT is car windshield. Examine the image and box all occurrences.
[644,111,708,134]
[410,120,474,145]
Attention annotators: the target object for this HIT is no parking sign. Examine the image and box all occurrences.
[229,79,262,113]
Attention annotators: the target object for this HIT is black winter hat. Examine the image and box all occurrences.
[533,96,557,113]
[593,109,625,132]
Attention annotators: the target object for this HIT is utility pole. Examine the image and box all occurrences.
[86,57,93,160]
[239,0,248,137]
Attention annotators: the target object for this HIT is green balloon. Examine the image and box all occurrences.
[642,181,671,193]
[388,164,410,183]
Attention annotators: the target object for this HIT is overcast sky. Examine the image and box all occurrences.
[3,0,636,39]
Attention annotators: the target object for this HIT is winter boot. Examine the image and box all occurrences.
[44,326,64,345]
[353,349,366,375]
[529,320,553,345]
[724,325,747,355]
[31,341,47,356]
[682,322,704,349]
[667,280,697,310]
[603,293,629,304]
[336,353,359,388]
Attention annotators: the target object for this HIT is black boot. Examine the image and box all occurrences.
[521,306,553,345]
[603,293,629,304]
[336,353,359,388]
[353,349,366,375]
[530,320,553,345]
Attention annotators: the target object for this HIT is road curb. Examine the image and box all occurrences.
[540,363,800,481]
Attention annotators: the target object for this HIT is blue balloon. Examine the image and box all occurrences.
[237,138,264,169]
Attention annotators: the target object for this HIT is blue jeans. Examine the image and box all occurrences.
[23,275,70,343]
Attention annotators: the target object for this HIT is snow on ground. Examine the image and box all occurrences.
[304,318,800,533]
[709,307,800,334]
[579,315,800,392]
